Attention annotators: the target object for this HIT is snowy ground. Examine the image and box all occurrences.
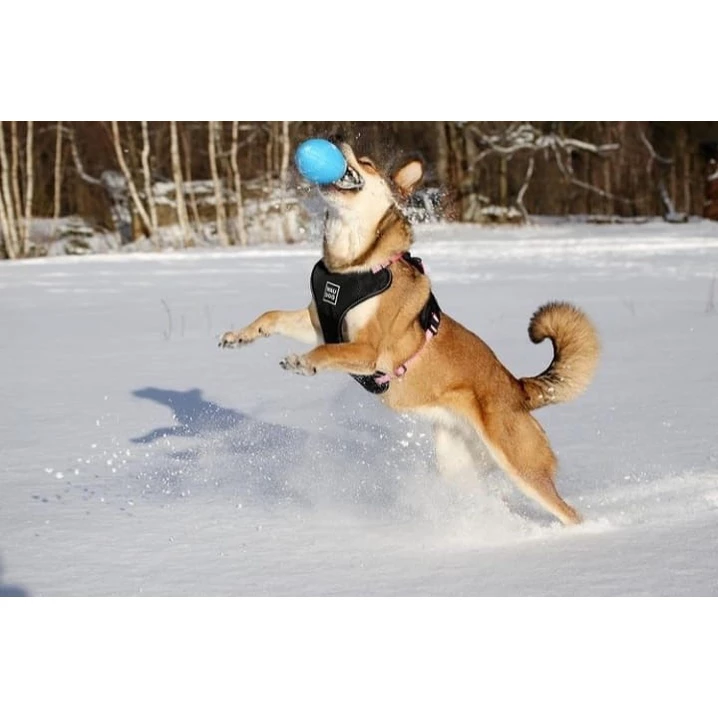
[1,220,717,596]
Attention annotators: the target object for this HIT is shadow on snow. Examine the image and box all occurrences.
[0,558,30,597]
[129,386,428,514]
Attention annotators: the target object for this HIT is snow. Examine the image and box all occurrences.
[2,220,718,596]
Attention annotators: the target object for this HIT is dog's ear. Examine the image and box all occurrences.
[392,159,423,197]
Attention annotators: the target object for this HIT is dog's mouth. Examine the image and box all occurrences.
[333,163,364,191]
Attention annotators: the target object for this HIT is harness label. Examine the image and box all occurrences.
[322,281,340,306]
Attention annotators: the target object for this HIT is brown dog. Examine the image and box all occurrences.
[219,142,600,525]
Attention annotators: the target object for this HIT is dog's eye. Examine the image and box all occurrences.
[358,157,376,170]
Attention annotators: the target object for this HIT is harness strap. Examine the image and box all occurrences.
[371,252,405,273]
[315,248,440,392]
[374,302,441,386]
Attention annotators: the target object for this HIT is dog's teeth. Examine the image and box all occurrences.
[334,165,363,190]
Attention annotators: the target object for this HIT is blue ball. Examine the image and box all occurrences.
[295,139,347,185]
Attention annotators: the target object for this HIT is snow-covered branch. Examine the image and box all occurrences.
[469,123,620,162]
[639,129,673,167]
[464,122,625,220]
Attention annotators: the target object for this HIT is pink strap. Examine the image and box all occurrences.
[374,315,439,386]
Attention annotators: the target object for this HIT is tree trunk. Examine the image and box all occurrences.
[499,156,508,208]
[279,120,290,242]
[435,122,449,187]
[0,126,12,258]
[170,121,192,247]
[0,122,20,259]
[141,120,158,240]
[10,122,22,229]
[230,120,249,246]
[53,121,63,227]
[273,121,281,179]
[111,120,152,237]
[516,156,535,222]
[265,123,274,183]
[679,127,691,214]
[0,179,11,258]
[208,121,229,246]
[180,126,202,233]
[22,120,34,256]
[446,122,468,220]
[603,158,613,216]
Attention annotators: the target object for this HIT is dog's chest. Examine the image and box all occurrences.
[342,295,381,341]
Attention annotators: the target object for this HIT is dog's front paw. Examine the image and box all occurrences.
[279,353,317,376]
[218,330,254,348]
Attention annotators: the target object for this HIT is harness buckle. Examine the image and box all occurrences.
[428,312,440,336]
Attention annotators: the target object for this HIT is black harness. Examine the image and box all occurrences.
[310,253,441,394]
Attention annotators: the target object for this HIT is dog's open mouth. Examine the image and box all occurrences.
[333,164,364,190]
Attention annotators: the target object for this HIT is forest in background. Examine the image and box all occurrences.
[1,121,717,259]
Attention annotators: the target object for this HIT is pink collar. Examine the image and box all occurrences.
[371,252,406,274]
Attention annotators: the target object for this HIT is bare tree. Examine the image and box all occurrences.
[515,156,535,222]
[0,182,11,258]
[141,121,158,238]
[0,122,20,258]
[68,126,133,243]
[10,122,22,228]
[265,123,273,182]
[22,121,34,255]
[53,121,63,227]
[464,122,624,221]
[639,128,679,221]
[0,128,12,257]
[1,121,716,261]
[169,121,192,247]
[279,120,291,240]
[230,120,249,246]
[208,121,229,246]
[435,121,450,187]
[180,126,202,233]
[111,121,152,237]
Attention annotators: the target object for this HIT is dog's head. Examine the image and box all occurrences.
[319,141,424,268]
[321,141,423,216]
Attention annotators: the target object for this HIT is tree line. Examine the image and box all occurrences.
[1,121,716,258]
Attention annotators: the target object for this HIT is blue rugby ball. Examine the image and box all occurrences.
[295,139,347,185]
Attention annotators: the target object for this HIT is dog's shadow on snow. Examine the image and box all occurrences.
[130,386,427,513]
[0,558,29,597]
[131,388,251,444]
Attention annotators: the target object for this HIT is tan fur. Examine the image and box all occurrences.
[521,301,601,411]
[219,142,601,526]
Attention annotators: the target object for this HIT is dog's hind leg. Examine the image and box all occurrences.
[462,403,582,525]
[433,422,495,490]
[433,424,478,490]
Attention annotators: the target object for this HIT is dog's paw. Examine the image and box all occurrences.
[218,330,254,348]
[279,353,317,376]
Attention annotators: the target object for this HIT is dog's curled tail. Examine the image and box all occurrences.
[520,302,600,411]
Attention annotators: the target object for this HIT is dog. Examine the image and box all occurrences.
[219,141,600,525]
